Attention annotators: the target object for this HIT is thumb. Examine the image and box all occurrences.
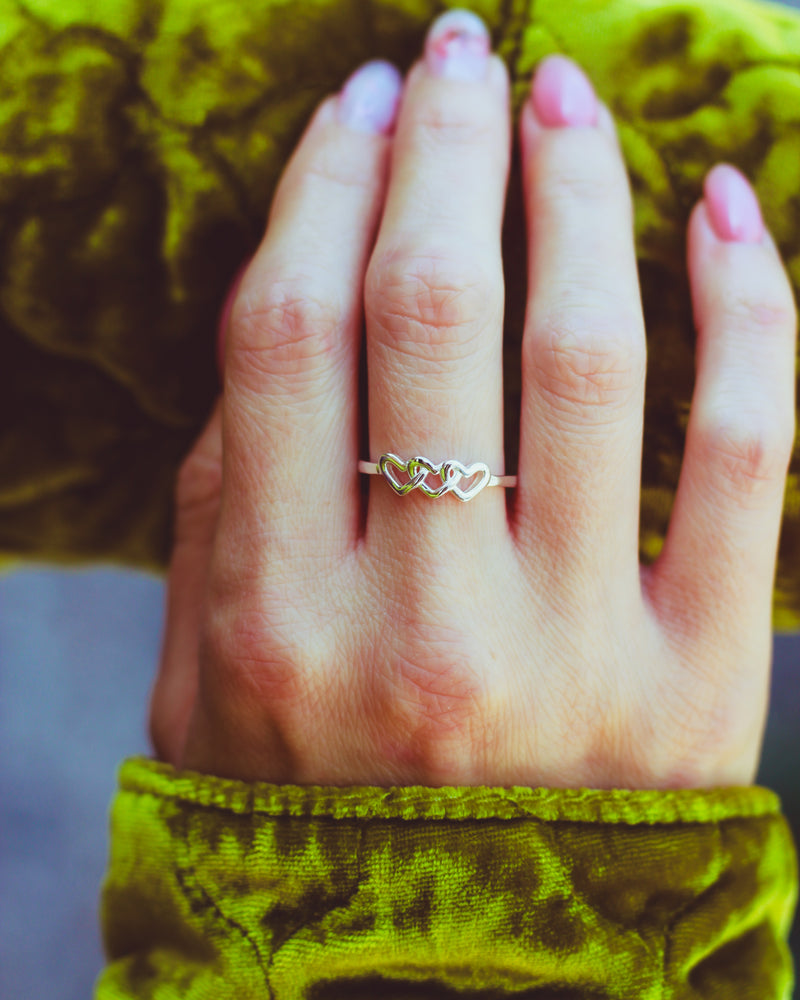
[149,256,251,763]
[149,397,223,765]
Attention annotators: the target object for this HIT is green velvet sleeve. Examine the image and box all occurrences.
[1,0,800,628]
[96,756,798,998]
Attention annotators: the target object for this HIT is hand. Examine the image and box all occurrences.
[149,10,797,789]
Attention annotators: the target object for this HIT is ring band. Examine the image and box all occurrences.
[359,453,517,502]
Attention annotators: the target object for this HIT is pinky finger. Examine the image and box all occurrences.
[643,164,797,656]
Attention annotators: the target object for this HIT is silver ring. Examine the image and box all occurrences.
[358,453,517,503]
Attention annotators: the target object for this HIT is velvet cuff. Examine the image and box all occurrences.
[97,756,798,998]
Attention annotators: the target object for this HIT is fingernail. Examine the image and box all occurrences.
[531,54,598,128]
[424,8,491,82]
[704,163,765,244]
[337,60,404,135]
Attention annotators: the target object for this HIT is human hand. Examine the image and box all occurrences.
[149,9,797,789]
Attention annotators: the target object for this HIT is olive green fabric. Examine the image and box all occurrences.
[97,756,798,998]
[1,0,800,628]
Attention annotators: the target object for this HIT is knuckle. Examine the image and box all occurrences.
[381,561,489,705]
[200,569,346,709]
[200,592,310,704]
[696,408,794,503]
[525,313,646,413]
[719,288,797,339]
[229,276,345,381]
[537,131,625,208]
[384,621,490,773]
[545,165,612,208]
[409,91,498,150]
[650,674,748,788]
[366,247,501,361]
[301,138,381,193]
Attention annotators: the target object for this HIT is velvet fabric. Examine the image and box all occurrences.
[0,0,799,627]
[97,757,798,997]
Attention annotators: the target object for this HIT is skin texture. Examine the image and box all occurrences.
[149,12,797,790]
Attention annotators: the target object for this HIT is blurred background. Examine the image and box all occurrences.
[0,567,798,999]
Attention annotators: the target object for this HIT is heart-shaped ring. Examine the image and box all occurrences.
[407,456,451,499]
[378,453,430,496]
[360,455,516,497]
[441,460,491,501]
[377,454,492,501]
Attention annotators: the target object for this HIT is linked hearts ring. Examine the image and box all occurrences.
[358,454,517,502]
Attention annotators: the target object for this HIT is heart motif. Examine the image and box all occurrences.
[378,454,491,502]
[379,453,429,496]
[440,459,491,502]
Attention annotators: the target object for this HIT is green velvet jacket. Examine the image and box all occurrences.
[1,0,800,627]
[98,757,798,997]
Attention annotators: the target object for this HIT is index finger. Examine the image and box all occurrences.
[217,64,402,573]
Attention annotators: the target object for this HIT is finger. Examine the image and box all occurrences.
[149,398,222,765]
[364,10,511,534]
[152,247,242,761]
[219,61,403,569]
[513,57,647,593]
[643,164,797,657]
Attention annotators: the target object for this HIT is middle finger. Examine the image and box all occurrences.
[364,10,512,538]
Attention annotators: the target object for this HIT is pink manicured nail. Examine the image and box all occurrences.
[424,8,491,82]
[704,163,765,244]
[337,60,404,135]
[531,54,598,128]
